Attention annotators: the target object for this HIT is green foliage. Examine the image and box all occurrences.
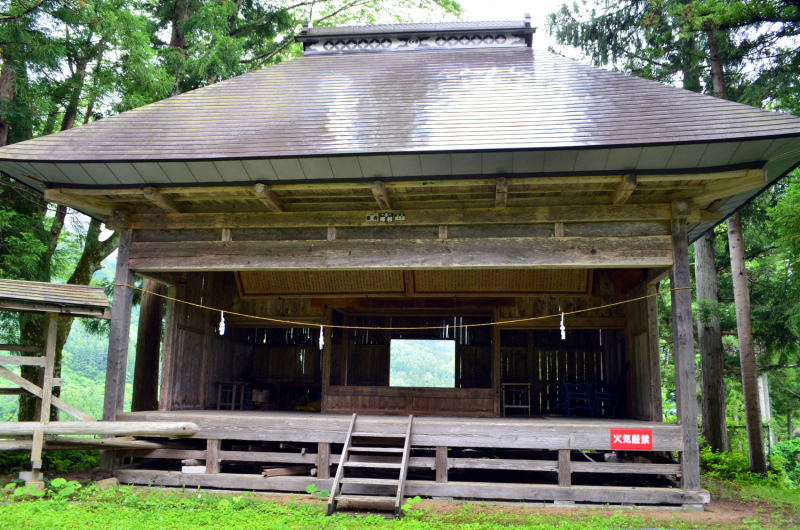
[0,450,99,475]
[400,495,422,512]
[390,339,455,388]
[304,484,329,499]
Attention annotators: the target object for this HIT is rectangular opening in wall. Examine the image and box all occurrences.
[389,339,455,388]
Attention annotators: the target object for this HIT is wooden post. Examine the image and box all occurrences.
[317,442,331,479]
[100,229,135,474]
[492,308,502,417]
[670,219,701,491]
[159,283,182,411]
[132,280,164,412]
[558,449,571,487]
[206,439,221,474]
[694,231,728,452]
[727,212,768,474]
[435,446,448,483]
[321,307,333,412]
[31,312,58,470]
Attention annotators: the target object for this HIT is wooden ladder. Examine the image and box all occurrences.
[327,413,413,517]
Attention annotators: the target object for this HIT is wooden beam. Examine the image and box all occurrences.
[118,410,684,450]
[221,228,232,242]
[644,267,671,286]
[403,271,415,297]
[671,219,701,492]
[371,181,393,210]
[130,204,677,230]
[106,210,132,230]
[0,356,45,366]
[558,449,571,487]
[321,307,333,413]
[438,225,448,240]
[206,439,221,474]
[0,299,106,318]
[116,471,710,505]
[0,344,42,353]
[327,227,337,241]
[436,447,448,483]
[0,365,93,421]
[495,177,508,208]
[492,308,501,417]
[497,316,627,330]
[37,312,58,424]
[129,236,674,272]
[159,284,180,411]
[43,189,116,217]
[143,187,181,213]
[101,229,135,474]
[611,174,637,205]
[253,184,285,212]
[553,222,565,237]
[0,421,197,436]
[317,443,331,479]
[671,199,692,219]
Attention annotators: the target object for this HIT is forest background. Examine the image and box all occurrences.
[2,0,800,476]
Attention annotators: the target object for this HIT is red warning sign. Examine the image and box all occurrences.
[610,428,653,450]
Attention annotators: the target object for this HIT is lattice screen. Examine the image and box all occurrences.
[236,269,591,298]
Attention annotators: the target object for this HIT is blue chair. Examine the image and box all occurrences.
[558,380,594,417]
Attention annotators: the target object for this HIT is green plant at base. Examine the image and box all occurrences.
[400,495,422,512]
[304,484,329,499]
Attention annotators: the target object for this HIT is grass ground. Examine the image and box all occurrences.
[0,475,798,530]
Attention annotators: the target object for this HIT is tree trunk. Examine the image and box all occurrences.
[707,29,726,98]
[0,48,17,147]
[727,212,767,474]
[132,280,164,411]
[60,45,90,131]
[83,43,104,125]
[694,231,728,452]
[169,0,192,96]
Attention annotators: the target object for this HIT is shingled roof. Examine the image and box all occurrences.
[1,48,799,163]
[0,279,109,317]
[1,20,800,242]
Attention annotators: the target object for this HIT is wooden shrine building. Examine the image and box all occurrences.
[3,18,800,509]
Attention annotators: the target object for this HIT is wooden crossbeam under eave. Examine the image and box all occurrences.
[372,181,393,210]
[143,187,181,213]
[611,174,637,204]
[253,183,285,212]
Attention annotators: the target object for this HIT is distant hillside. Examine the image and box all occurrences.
[390,339,455,388]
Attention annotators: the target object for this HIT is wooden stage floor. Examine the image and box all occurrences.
[115,410,707,506]
[119,410,682,451]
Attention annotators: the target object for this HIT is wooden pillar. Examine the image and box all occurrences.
[492,307,501,417]
[727,212,768,473]
[694,231,728,452]
[558,449,571,487]
[100,229,135,474]
[670,219,701,491]
[159,283,181,411]
[321,307,332,412]
[317,442,331,479]
[206,439,221,474]
[435,446,448,483]
[132,280,164,412]
[30,312,58,470]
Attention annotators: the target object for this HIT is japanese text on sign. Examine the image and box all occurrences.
[610,428,653,450]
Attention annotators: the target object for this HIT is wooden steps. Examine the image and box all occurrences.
[340,478,399,486]
[335,495,395,504]
[327,413,414,517]
[344,462,401,469]
[348,447,404,453]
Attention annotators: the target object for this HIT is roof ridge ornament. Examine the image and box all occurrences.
[298,18,535,55]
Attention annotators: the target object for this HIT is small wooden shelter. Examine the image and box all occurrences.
[3,18,800,507]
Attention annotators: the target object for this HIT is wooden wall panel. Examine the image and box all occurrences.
[324,386,495,417]
[625,281,662,421]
